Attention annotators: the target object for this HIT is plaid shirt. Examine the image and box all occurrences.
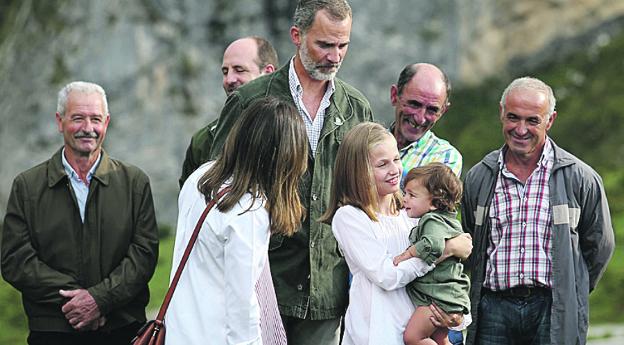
[398,129,462,181]
[485,139,554,290]
[288,58,335,156]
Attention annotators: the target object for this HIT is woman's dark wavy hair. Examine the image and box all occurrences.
[198,96,308,236]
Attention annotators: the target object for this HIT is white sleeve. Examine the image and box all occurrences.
[223,209,266,344]
[332,206,433,291]
[170,163,213,281]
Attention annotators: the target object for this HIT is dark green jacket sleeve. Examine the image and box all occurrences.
[208,93,246,161]
[179,137,199,189]
[412,219,447,266]
[87,174,159,315]
[1,174,82,304]
[179,120,217,188]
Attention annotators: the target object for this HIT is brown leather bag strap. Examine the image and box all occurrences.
[155,186,232,321]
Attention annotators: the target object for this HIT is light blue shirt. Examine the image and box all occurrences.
[61,148,101,222]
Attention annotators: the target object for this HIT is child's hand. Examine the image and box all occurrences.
[393,249,413,266]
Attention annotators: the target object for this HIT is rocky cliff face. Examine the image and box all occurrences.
[1,0,623,226]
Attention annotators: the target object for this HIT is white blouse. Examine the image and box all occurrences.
[332,205,433,345]
[165,163,269,345]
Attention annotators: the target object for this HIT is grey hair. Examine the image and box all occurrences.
[57,81,109,117]
[500,77,556,120]
[396,63,452,106]
[293,0,352,34]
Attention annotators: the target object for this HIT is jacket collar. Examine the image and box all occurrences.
[481,138,576,173]
[321,87,352,138]
[47,148,112,187]
[265,63,355,140]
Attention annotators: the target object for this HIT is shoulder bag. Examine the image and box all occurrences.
[131,187,231,345]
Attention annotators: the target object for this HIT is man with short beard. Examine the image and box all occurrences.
[208,1,372,344]
[2,81,159,345]
[390,63,462,181]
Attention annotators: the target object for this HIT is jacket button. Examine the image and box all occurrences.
[297,284,303,291]
[312,194,318,201]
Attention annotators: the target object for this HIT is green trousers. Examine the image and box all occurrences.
[282,315,341,345]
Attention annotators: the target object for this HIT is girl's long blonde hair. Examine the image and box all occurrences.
[321,122,402,223]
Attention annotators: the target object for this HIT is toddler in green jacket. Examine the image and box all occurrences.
[393,163,470,345]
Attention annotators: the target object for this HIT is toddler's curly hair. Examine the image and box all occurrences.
[404,162,462,212]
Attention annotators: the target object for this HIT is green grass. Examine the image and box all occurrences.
[147,235,175,314]
[0,278,28,344]
[589,213,624,323]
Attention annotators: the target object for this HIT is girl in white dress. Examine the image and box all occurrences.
[165,97,308,345]
[320,122,471,345]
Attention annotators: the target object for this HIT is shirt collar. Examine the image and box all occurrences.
[398,129,433,153]
[498,137,554,170]
[61,148,101,184]
[288,56,336,96]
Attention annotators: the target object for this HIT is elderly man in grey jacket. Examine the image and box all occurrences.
[461,77,614,345]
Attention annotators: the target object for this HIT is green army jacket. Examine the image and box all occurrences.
[406,211,470,314]
[208,64,374,319]
[179,118,217,188]
[1,148,159,332]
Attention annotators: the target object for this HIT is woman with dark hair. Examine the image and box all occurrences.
[165,97,309,345]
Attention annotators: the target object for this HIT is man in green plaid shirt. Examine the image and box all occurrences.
[389,63,465,344]
[389,63,462,181]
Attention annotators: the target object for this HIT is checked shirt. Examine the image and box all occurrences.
[399,130,462,180]
[485,140,555,290]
